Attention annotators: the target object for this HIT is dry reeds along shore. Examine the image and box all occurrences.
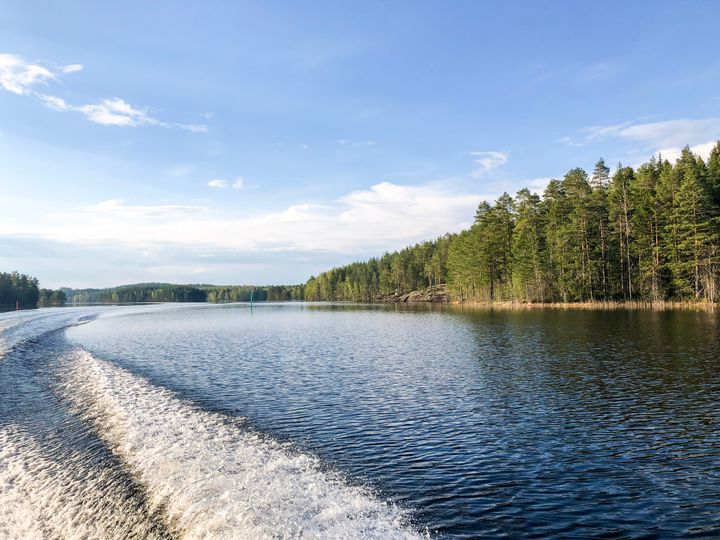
[449,300,718,311]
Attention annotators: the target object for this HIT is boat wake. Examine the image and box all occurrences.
[55,348,419,538]
[0,310,422,539]
[0,425,170,540]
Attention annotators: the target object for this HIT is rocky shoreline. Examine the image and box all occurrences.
[380,284,450,303]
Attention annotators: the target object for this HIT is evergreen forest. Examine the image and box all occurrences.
[304,144,720,304]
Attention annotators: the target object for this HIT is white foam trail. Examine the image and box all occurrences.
[0,426,168,540]
[58,349,423,540]
[0,309,98,361]
[0,429,44,539]
[0,320,20,359]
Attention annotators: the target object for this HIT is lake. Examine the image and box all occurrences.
[1,303,719,538]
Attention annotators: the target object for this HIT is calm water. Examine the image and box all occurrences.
[1,303,719,538]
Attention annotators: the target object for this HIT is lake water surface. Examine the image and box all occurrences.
[1,303,719,538]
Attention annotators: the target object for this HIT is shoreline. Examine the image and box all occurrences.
[383,285,718,310]
[441,300,718,311]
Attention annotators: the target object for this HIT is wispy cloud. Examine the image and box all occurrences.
[559,117,720,161]
[0,53,60,94]
[78,98,159,127]
[79,199,209,219]
[0,53,207,132]
[208,177,246,189]
[0,180,504,286]
[469,151,509,177]
[526,177,553,194]
[526,59,623,87]
[582,119,720,148]
[61,64,83,74]
[655,140,719,164]
[337,139,377,147]
[6,181,493,256]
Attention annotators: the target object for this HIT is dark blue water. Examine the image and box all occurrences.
[65,303,720,538]
[1,303,719,538]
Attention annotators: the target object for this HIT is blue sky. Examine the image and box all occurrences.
[1,0,719,288]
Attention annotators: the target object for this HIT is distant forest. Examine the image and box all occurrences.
[0,272,64,309]
[304,144,720,304]
[64,283,304,304]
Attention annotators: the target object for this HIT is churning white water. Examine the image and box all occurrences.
[0,307,421,538]
[56,348,421,540]
[0,426,168,540]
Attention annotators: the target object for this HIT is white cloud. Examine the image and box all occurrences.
[0,53,56,95]
[0,181,509,285]
[337,139,377,147]
[3,182,494,258]
[61,64,83,74]
[208,177,246,190]
[0,52,207,132]
[77,98,156,127]
[526,177,553,194]
[38,94,71,111]
[655,140,718,163]
[582,118,720,148]
[561,118,720,160]
[80,199,209,219]
[182,123,209,133]
[469,150,509,177]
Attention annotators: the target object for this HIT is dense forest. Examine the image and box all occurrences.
[38,289,67,307]
[304,144,720,304]
[65,283,305,304]
[0,271,40,309]
[0,271,67,309]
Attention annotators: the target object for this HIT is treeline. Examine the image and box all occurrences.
[0,271,40,309]
[304,236,452,301]
[65,283,304,304]
[38,288,67,306]
[0,272,67,309]
[205,285,304,302]
[305,143,720,304]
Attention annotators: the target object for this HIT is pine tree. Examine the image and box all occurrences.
[705,142,720,211]
[563,168,594,300]
[608,166,635,299]
[590,158,610,188]
[543,180,571,301]
[512,188,547,301]
[631,158,663,300]
[672,151,715,299]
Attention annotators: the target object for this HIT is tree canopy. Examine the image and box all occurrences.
[305,143,720,304]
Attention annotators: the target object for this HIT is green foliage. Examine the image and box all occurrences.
[38,288,66,306]
[0,271,39,309]
[306,236,453,302]
[65,283,304,304]
[306,142,720,303]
